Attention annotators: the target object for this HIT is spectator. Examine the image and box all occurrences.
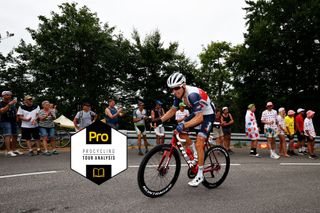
[175,102,189,124]
[213,109,224,147]
[17,95,41,156]
[73,102,97,131]
[296,108,307,155]
[151,100,165,145]
[105,99,122,129]
[49,103,58,116]
[175,102,196,159]
[304,110,317,159]
[261,102,280,159]
[221,107,234,154]
[245,104,261,157]
[285,110,297,156]
[0,91,22,156]
[38,100,58,155]
[277,108,289,157]
[133,101,149,155]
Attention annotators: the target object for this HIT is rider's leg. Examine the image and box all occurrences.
[188,135,205,187]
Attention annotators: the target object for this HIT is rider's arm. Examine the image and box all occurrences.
[160,107,177,122]
[184,112,203,129]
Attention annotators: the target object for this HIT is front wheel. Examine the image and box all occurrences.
[202,145,230,189]
[137,144,181,198]
[55,129,71,148]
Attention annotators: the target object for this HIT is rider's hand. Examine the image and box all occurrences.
[176,123,184,133]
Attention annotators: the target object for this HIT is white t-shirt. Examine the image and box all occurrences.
[175,109,190,123]
[133,108,147,126]
[17,105,40,128]
[75,110,96,129]
[304,118,316,137]
[261,109,278,130]
[277,115,286,135]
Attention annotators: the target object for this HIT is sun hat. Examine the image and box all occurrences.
[1,91,12,96]
[306,110,315,117]
[24,95,33,100]
[288,110,295,116]
[179,102,186,107]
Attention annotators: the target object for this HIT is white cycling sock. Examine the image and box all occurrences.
[192,143,198,158]
[197,166,203,178]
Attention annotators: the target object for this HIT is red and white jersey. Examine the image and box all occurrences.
[173,85,215,115]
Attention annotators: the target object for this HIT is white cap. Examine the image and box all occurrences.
[297,108,305,113]
[1,91,12,96]
[222,107,228,111]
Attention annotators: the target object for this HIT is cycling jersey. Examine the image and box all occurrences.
[172,85,215,138]
[172,85,215,116]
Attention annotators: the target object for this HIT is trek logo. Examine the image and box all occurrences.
[71,120,127,185]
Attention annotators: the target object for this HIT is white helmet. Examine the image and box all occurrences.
[167,72,186,88]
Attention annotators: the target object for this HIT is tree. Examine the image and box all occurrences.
[230,0,320,131]
[197,41,233,107]
[15,2,129,117]
[128,30,197,110]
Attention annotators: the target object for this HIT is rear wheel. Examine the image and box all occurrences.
[55,129,71,148]
[0,135,4,148]
[202,145,230,189]
[137,144,181,198]
[18,137,28,149]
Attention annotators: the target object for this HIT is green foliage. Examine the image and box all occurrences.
[0,2,197,130]
[198,41,233,107]
[231,0,320,131]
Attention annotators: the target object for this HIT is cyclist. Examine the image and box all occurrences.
[153,72,215,187]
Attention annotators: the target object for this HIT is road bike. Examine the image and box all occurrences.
[0,134,4,149]
[18,126,72,149]
[137,132,230,198]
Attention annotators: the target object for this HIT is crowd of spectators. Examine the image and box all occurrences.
[1,90,317,159]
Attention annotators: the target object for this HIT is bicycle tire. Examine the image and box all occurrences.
[55,129,71,148]
[19,138,28,149]
[0,135,4,148]
[137,144,181,198]
[202,145,230,189]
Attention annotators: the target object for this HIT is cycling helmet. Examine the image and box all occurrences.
[155,100,163,105]
[167,72,186,88]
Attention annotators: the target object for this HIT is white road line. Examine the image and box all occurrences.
[280,163,320,166]
[128,163,240,168]
[0,170,63,179]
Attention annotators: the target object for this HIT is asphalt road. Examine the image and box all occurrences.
[1,147,320,213]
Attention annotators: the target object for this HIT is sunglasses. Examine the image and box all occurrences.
[171,86,181,92]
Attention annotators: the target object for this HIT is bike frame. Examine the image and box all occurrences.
[159,133,220,176]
